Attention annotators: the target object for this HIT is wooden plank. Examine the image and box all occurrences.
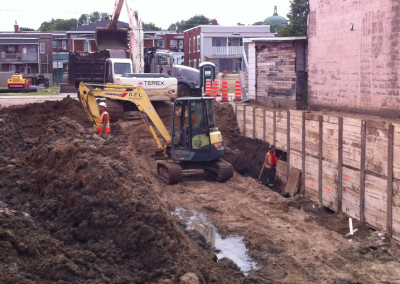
[388,124,394,236]
[322,160,338,211]
[252,106,256,139]
[265,110,275,145]
[393,181,400,241]
[301,112,306,194]
[273,111,276,147]
[342,167,361,220]
[287,110,291,178]
[276,160,288,183]
[393,123,400,180]
[305,155,319,202]
[365,173,387,230]
[263,109,266,142]
[366,120,388,177]
[338,117,343,212]
[290,150,302,170]
[360,120,366,224]
[284,167,301,196]
[305,117,320,158]
[318,115,323,204]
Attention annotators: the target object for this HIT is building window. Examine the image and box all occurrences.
[188,38,191,53]
[157,40,165,48]
[193,59,197,69]
[40,43,45,54]
[212,37,225,47]
[193,37,195,53]
[170,39,177,48]
[179,40,183,50]
[52,41,58,49]
[62,40,67,50]
[197,35,200,52]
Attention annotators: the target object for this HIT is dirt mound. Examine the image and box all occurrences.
[0,98,244,283]
[215,102,269,178]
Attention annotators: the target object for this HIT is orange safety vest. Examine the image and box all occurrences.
[265,151,277,169]
[97,111,110,133]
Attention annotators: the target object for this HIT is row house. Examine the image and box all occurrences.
[144,30,184,52]
[0,27,53,75]
[184,24,273,72]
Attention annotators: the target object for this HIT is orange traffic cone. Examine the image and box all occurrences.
[221,80,229,102]
[235,80,242,101]
[211,80,218,99]
[205,79,212,96]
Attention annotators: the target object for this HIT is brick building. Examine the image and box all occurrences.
[0,25,53,75]
[184,24,273,72]
[308,0,400,116]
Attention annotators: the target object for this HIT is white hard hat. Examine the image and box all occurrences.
[99,102,107,108]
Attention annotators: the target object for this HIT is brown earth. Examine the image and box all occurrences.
[1,98,400,283]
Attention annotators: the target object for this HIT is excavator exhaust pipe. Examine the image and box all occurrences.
[95,27,129,50]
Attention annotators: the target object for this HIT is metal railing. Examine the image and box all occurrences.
[212,46,243,55]
[0,52,38,63]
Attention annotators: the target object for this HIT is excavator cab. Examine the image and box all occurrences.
[170,97,224,162]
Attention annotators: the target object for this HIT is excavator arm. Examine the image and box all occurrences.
[78,82,172,157]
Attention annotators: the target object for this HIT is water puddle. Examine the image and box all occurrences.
[173,207,257,273]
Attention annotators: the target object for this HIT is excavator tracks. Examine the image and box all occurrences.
[157,162,183,184]
[204,160,233,182]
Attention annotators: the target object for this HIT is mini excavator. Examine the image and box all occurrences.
[78,82,233,184]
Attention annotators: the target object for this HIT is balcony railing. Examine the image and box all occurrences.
[0,52,38,63]
[212,46,243,55]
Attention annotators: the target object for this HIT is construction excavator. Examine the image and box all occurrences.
[78,82,233,184]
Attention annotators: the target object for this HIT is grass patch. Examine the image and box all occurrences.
[0,86,59,96]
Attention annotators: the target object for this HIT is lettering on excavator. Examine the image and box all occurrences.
[143,81,165,86]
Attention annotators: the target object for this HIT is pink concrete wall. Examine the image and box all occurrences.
[308,0,400,116]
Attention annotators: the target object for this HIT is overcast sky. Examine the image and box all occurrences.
[0,0,291,32]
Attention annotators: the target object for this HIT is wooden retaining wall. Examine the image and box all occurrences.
[234,104,400,240]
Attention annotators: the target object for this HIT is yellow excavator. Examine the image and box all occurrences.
[78,82,233,184]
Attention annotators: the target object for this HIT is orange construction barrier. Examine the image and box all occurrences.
[205,79,212,96]
[234,80,242,101]
[211,80,218,99]
[221,80,229,102]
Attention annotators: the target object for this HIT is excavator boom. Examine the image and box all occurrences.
[78,82,172,156]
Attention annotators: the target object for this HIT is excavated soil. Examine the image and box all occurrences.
[1,98,400,283]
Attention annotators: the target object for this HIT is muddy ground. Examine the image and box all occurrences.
[1,98,400,283]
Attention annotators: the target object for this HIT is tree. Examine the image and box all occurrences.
[169,15,210,32]
[142,22,162,31]
[279,0,309,37]
[253,21,266,26]
[77,11,108,26]
[20,27,36,32]
[39,18,78,31]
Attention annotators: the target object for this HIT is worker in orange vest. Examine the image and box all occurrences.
[97,102,110,138]
[265,144,277,188]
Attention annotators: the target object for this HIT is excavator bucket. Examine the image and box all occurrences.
[95,27,129,50]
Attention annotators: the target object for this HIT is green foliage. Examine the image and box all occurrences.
[39,18,78,31]
[169,15,211,32]
[77,11,108,26]
[20,27,36,32]
[142,22,162,31]
[279,0,309,37]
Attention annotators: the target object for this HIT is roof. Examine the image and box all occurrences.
[185,25,272,34]
[68,19,129,32]
[0,38,39,45]
[243,36,307,43]
[265,6,288,26]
